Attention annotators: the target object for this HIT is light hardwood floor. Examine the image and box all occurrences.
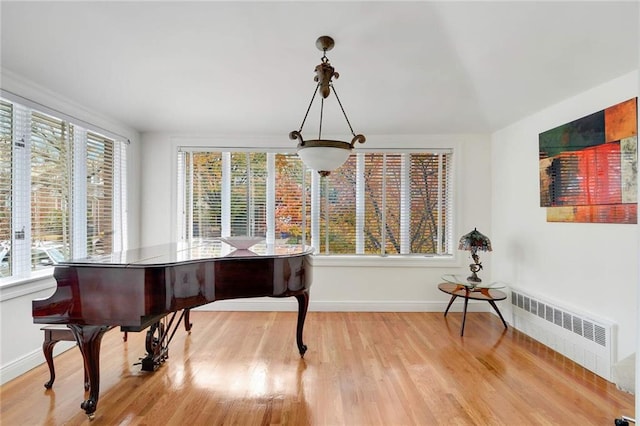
[0,311,634,425]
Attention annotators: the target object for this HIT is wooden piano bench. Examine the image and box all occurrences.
[41,325,86,390]
[41,326,127,390]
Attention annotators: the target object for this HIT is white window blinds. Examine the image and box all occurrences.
[319,156,357,254]
[185,152,223,239]
[86,131,114,255]
[30,112,72,267]
[179,148,453,256]
[317,151,452,255]
[229,152,267,237]
[409,152,453,255]
[0,96,127,281]
[274,153,310,244]
[0,101,12,277]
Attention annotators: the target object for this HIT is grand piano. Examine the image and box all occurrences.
[32,241,313,418]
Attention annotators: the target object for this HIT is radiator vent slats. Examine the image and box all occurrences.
[511,290,608,348]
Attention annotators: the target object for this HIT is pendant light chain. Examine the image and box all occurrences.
[330,83,357,137]
[318,97,324,139]
[297,84,320,133]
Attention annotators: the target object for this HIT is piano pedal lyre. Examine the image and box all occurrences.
[135,309,191,372]
[136,320,168,371]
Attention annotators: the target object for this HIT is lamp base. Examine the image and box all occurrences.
[468,263,482,283]
[467,274,482,283]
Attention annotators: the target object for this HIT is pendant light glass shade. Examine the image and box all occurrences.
[296,140,353,176]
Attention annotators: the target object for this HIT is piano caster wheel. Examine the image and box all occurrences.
[81,399,97,420]
[44,381,53,389]
[299,344,307,358]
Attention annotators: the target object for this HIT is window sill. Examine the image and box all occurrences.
[309,254,458,268]
[0,269,56,302]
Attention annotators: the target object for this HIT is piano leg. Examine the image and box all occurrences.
[294,291,309,357]
[184,308,193,332]
[68,324,110,419]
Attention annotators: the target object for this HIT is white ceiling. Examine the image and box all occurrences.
[1,1,638,137]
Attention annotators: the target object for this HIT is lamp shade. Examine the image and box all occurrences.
[458,228,492,252]
[297,140,353,174]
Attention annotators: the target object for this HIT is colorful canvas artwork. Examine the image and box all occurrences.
[539,97,638,223]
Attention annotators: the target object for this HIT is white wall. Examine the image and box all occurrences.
[3,69,638,387]
[491,70,639,361]
[0,71,142,385]
[140,132,493,311]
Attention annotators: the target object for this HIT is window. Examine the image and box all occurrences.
[86,131,115,256]
[229,152,267,237]
[178,148,453,256]
[274,153,310,244]
[0,102,12,276]
[0,97,127,281]
[30,112,72,261]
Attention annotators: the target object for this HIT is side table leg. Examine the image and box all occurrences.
[488,300,508,329]
[443,295,457,317]
[461,296,470,336]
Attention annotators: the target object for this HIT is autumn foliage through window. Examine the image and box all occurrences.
[179,148,453,256]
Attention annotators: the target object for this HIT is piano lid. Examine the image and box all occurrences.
[58,241,314,268]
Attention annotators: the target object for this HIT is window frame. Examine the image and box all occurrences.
[173,135,462,268]
[0,95,128,287]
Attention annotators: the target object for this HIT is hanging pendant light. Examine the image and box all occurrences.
[289,36,366,176]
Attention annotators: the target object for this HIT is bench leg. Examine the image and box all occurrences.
[42,328,90,390]
[42,338,57,389]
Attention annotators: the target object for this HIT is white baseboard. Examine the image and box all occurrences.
[0,341,74,386]
[194,299,494,313]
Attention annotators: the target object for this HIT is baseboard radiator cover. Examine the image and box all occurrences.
[510,287,616,381]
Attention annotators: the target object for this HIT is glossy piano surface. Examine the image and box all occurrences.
[60,241,313,266]
[32,240,314,418]
[33,241,313,327]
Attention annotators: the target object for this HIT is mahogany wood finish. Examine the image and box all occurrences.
[2,311,634,425]
[68,324,110,418]
[31,243,312,418]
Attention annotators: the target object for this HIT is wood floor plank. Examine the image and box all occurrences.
[0,311,634,425]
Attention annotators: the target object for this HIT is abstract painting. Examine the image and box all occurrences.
[539,97,638,223]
